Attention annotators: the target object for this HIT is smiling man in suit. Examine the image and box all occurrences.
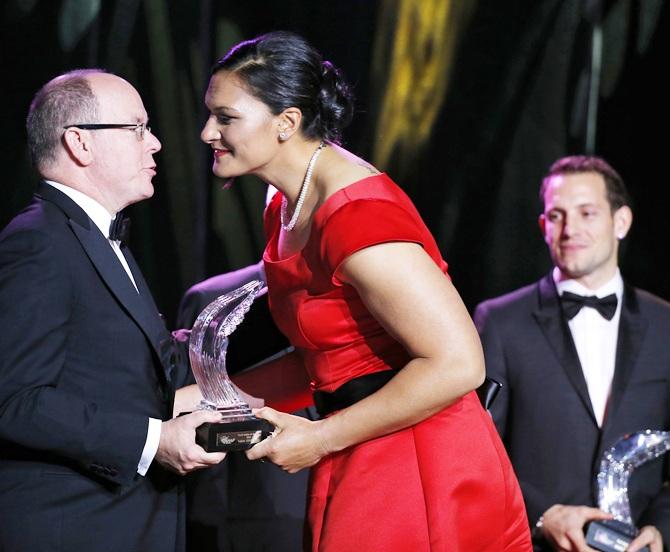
[0,69,226,551]
[474,156,669,552]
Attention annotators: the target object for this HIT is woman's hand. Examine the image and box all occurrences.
[173,384,203,417]
[245,407,331,473]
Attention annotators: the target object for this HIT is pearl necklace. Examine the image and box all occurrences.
[281,141,326,231]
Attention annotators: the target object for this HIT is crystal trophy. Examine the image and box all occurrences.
[187,279,274,452]
[585,430,670,552]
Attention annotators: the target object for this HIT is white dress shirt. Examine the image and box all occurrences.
[44,181,161,475]
[554,267,624,427]
[46,181,139,291]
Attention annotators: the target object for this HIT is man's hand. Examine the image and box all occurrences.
[540,504,612,551]
[628,525,663,552]
[155,410,226,475]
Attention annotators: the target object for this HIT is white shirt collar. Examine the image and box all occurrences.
[553,266,624,301]
[44,180,118,239]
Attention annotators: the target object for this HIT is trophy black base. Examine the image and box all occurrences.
[585,519,649,552]
[196,417,274,452]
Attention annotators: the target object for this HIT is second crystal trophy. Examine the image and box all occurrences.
[585,430,670,552]
[187,279,274,452]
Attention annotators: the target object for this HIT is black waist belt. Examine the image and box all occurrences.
[313,370,397,418]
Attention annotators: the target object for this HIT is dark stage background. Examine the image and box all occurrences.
[2,0,668,327]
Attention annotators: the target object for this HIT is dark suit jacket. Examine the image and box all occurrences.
[474,274,670,550]
[0,183,183,551]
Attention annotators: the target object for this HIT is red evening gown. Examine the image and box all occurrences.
[263,174,531,551]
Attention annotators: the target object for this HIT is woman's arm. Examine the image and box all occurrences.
[172,384,202,417]
[248,241,484,471]
[172,378,274,417]
[232,350,312,412]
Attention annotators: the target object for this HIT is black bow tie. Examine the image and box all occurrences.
[109,213,131,243]
[560,291,618,321]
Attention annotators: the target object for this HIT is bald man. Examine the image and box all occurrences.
[0,70,225,551]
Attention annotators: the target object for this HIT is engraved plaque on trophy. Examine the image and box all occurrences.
[585,430,670,552]
[186,279,274,452]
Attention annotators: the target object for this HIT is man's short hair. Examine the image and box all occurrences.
[26,69,106,172]
[540,155,631,212]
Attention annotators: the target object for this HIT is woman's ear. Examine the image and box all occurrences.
[277,107,302,141]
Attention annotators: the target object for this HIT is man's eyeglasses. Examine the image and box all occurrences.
[63,123,151,141]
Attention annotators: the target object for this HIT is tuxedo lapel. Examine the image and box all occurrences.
[532,274,598,424]
[37,184,172,382]
[121,246,175,382]
[602,285,647,435]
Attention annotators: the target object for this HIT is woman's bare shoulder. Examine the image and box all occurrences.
[321,145,381,194]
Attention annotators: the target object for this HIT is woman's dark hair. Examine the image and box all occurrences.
[212,31,354,144]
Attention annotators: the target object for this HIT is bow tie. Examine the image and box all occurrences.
[560,291,618,321]
[109,213,131,243]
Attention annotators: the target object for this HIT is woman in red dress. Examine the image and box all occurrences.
[200,31,532,551]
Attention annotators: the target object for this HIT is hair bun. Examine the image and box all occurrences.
[318,61,354,143]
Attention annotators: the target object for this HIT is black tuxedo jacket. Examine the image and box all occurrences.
[0,183,183,551]
[474,274,670,550]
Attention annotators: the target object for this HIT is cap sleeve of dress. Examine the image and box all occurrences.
[318,198,426,281]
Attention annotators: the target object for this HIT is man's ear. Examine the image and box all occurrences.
[276,107,302,141]
[613,205,633,240]
[538,213,546,235]
[62,128,94,166]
